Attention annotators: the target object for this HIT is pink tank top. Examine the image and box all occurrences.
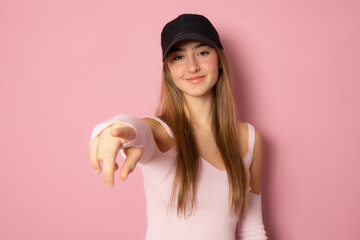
[137,116,255,240]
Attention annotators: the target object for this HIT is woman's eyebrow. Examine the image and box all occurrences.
[169,43,207,54]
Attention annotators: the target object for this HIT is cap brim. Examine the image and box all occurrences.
[162,33,218,62]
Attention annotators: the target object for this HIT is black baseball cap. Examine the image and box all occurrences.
[161,14,223,62]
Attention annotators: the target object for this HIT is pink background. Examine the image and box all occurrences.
[1,0,359,239]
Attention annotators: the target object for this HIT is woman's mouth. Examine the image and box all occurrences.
[186,75,205,84]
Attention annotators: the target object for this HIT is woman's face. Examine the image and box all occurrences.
[166,40,219,99]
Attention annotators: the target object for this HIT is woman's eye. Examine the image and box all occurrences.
[173,55,183,60]
[199,51,210,56]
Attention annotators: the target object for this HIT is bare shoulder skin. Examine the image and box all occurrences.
[142,118,175,153]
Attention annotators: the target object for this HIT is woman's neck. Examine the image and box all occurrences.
[183,92,215,127]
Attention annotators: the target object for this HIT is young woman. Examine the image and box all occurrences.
[89,14,267,240]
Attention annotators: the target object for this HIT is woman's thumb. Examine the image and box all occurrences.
[110,125,136,142]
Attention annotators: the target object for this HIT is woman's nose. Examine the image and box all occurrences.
[187,57,200,73]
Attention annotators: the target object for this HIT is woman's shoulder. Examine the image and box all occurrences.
[141,117,175,153]
[141,117,160,129]
[141,116,172,136]
[237,121,249,139]
[141,117,168,138]
[237,121,249,129]
[237,121,261,144]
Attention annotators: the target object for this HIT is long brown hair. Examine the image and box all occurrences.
[156,46,248,218]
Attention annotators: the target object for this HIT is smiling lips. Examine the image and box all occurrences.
[186,75,205,84]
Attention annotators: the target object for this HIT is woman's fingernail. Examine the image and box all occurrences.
[94,168,100,174]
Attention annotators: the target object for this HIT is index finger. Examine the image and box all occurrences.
[102,143,121,189]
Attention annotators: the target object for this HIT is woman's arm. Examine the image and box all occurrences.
[235,128,267,239]
[89,114,157,187]
[249,128,264,194]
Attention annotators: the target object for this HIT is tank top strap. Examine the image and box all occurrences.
[143,116,175,139]
[247,123,256,165]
